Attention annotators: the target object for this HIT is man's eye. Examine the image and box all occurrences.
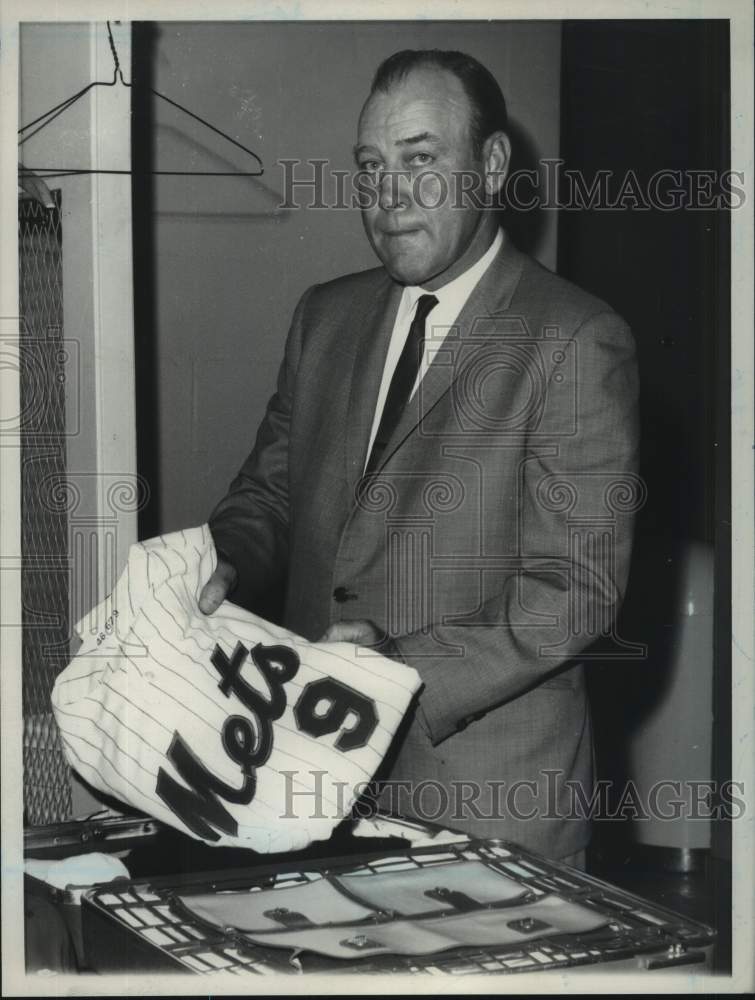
[360,161,383,174]
[409,153,434,166]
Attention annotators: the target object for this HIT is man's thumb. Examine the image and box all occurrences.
[198,560,237,615]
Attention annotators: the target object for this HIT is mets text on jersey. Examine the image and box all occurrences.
[156,639,379,841]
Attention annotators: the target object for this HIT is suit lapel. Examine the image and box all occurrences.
[343,275,404,492]
[372,235,528,472]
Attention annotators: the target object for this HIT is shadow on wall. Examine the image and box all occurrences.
[152,122,291,222]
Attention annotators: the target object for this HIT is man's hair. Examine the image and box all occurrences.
[370,49,508,158]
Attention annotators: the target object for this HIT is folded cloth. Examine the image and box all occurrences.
[25,853,130,890]
[51,525,421,853]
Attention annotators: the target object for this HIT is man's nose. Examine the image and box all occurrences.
[378,169,411,211]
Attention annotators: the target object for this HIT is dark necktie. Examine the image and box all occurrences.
[365,292,438,476]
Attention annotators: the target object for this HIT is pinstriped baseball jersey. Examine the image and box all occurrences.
[51,525,421,852]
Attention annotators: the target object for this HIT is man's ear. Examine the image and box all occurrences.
[483,131,511,195]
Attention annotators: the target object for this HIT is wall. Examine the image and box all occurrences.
[147,21,562,532]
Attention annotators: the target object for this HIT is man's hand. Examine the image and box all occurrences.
[199,558,238,615]
[320,619,404,661]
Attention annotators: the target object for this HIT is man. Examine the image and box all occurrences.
[200,50,640,863]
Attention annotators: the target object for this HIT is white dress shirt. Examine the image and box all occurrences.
[365,227,504,469]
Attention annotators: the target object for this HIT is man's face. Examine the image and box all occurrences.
[355,67,486,287]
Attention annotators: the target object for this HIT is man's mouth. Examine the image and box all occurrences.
[381,227,423,238]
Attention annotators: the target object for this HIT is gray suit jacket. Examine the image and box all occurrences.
[209,234,640,859]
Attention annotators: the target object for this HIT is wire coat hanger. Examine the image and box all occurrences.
[18,22,264,179]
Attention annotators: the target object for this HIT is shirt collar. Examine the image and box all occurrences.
[403,227,504,313]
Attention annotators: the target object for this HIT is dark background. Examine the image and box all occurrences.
[558,20,731,967]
